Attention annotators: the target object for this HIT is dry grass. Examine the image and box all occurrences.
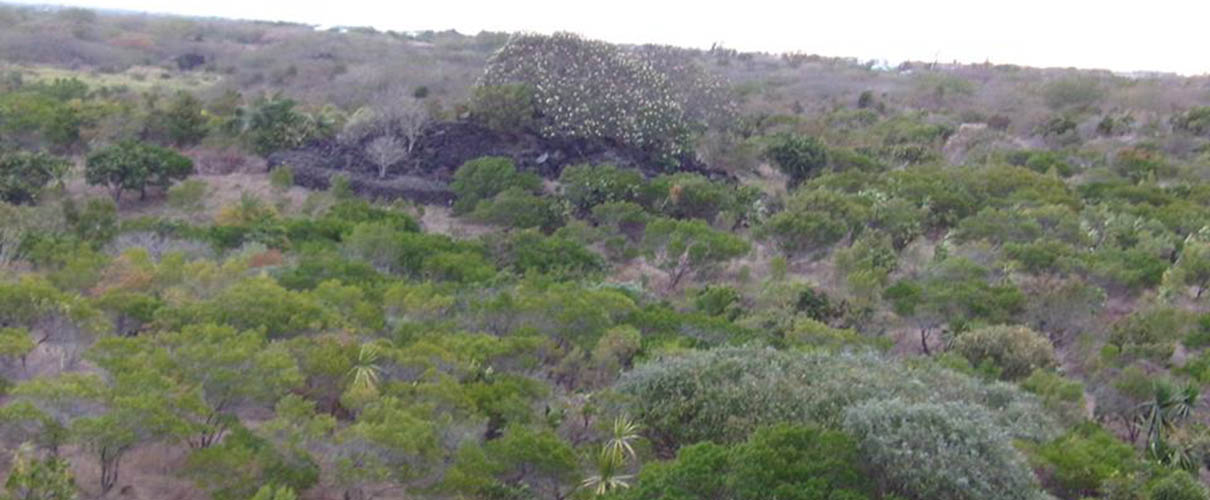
[2,64,221,93]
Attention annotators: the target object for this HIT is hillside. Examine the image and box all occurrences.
[4,3,1210,500]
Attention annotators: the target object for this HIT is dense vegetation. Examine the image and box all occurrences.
[5,4,1210,500]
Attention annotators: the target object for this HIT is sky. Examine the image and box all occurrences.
[8,0,1210,75]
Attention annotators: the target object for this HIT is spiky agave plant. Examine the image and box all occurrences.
[347,343,383,393]
[604,415,641,462]
[581,447,633,496]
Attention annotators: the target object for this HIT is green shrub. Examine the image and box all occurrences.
[242,96,332,156]
[642,217,750,289]
[269,166,295,191]
[843,399,1042,500]
[616,348,1056,452]
[619,424,873,500]
[757,189,869,254]
[326,173,351,199]
[764,133,829,187]
[558,164,643,214]
[450,156,541,215]
[692,285,741,319]
[950,325,1057,381]
[640,173,747,223]
[470,84,537,133]
[472,187,565,232]
[1172,107,1210,136]
[62,197,118,245]
[186,426,318,500]
[1043,78,1104,111]
[1147,471,1209,500]
[484,229,603,278]
[0,150,69,205]
[1031,423,1137,497]
[167,178,209,210]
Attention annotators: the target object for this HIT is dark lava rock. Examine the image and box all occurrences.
[267,121,722,204]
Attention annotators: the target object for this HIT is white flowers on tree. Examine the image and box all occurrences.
[480,32,734,161]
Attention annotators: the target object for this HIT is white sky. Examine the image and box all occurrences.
[8,0,1210,75]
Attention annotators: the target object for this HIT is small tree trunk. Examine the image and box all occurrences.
[920,328,931,355]
[100,447,122,495]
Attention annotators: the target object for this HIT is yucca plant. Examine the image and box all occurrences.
[604,415,641,462]
[347,343,383,393]
[580,447,632,496]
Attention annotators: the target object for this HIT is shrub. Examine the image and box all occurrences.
[144,91,209,147]
[842,399,1041,500]
[62,197,118,245]
[764,133,829,187]
[1172,106,1210,136]
[328,174,351,199]
[269,166,294,191]
[470,84,537,133]
[692,285,742,319]
[1031,423,1138,497]
[558,164,642,214]
[757,189,869,254]
[640,173,751,224]
[167,178,208,210]
[616,348,1056,452]
[1043,78,1104,111]
[484,229,604,278]
[1147,471,1209,500]
[241,96,332,156]
[643,217,750,289]
[950,325,1057,380]
[450,156,541,215]
[619,424,873,500]
[471,187,565,232]
[1114,147,1171,183]
[0,150,69,205]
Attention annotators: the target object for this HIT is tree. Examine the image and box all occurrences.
[764,133,829,188]
[339,91,428,178]
[0,150,69,205]
[84,140,193,202]
[11,370,191,495]
[329,396,443,500]
[642,217,750,290]
[884,258,1024,354]
[150,324,302,448]
[481,32,692,157]
[363,136,406,179]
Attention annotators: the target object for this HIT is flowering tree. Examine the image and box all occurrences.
[481,32,731,159]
